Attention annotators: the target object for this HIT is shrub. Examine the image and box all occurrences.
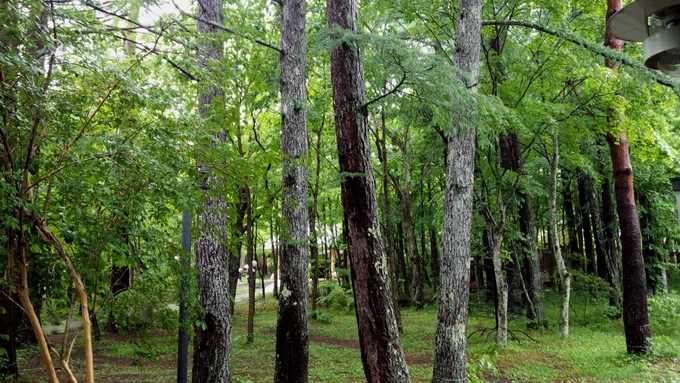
[316,281,354,312]
[109,276,177,332]
[648,292,680,332]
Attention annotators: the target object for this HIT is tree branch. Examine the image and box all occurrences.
[364,69,407,112]
[180,10,282,53]
[481,19,678,89]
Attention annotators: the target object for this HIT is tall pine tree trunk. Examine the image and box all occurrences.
[275,0,310,379]
[433,0,482,381]
[605,0,650,353]
[327,0,410,380]
[192,1,232,381]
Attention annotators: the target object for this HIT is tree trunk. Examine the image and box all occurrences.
[549,129,571,339]
[384,122,423,306]
[563,177,580,261]
[36,219,95,383]
[605,131,650,351]
[601,179,622,308]
[578,171,596,274]
[327,0,410,379]
[377,112,402,331]
[483,249,496,303]
[191,1,232,381]
[488,222,508,347]
[107,262,130,332]
[400,189,423,307]
[273,218,280,297]
[506,253,523,315]
[396,222,410,298]
[499,129,544,323]
[228,188,248,311]
[639,194,665,296]
[108,1,139,333]
[518,193,547,327]
[605,0,651,354]
[433,0,482,381]
[246,187,256,343]
[275,0,310,378]
[429,225,440,290]
[309,119,323,313]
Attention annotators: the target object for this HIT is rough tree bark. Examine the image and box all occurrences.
[605,0,650,354]
[191,0,233,381]
[327,0,410,380]
[433,0,482,381]
[275,0,310,379]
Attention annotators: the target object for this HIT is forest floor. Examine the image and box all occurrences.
[12,271,680,383]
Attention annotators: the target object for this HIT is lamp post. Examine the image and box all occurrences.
[177,209,191,383]
[671,177,680,227]
[177,167,209,383]
[609,0,680,76]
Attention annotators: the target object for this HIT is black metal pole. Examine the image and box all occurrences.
[178,209,191,383]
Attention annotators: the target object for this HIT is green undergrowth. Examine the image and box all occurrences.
[14,271,680,382]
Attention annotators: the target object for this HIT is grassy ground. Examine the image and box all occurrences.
[12,270,680,382]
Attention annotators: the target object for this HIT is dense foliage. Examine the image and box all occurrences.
[2,0,679,381]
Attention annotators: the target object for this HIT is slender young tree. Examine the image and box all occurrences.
[375,113,403,330]
[275,0,310,380]
[309,118,324,313]
[384,125,424,307]
[192,0,233,381]
[604,0,650,354]
[549,128,571,339]
[327,0,410,380]
[433,0,482,381]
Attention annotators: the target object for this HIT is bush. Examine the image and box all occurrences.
[316,281,354,312]
[110,277,177,332]
[648,292,680,332]
[467,355,498,382]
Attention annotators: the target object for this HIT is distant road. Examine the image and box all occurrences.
[234,280,276,302]
[43,281,278,335]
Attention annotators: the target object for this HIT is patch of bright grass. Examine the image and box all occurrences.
[15,270,679,382]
